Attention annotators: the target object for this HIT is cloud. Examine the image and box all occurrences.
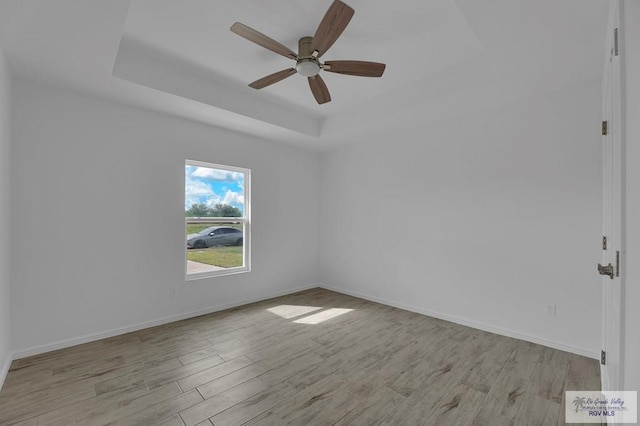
[192,167,242,182]
[202,190,244,207]
[222,190,244,205]
[185,178,213,197]
[185,175,214,208]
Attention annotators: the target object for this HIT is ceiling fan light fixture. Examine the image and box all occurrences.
[232,1,385,104]
[296,59,320,77]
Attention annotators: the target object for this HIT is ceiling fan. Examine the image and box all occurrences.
[230,0,386,105]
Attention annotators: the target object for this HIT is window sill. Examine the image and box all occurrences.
[185,266,251,281]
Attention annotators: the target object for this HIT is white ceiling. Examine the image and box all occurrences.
[121,0,482,115]
[0,0,608,150]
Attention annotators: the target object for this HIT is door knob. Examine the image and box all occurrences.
[598,263,615,279]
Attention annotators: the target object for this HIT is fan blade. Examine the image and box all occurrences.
[249,68,297,89]
[324,60,386,77]
[310,1,354,58]
[231,22,297,60]
[308,75,331,104]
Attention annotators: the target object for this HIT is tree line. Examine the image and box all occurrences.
[185,203,242,217]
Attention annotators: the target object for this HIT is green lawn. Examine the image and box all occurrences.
[187,246,243,268]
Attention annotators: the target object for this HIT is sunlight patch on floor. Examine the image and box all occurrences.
[293,308,354,325]
[266,305,323,319]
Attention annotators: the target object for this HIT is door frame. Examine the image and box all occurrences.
[601,0,625,394]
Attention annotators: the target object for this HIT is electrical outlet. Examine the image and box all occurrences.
[169,288,177,298]
[545,304,556,316]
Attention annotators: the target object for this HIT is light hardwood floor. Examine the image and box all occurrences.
[0,288,601,425]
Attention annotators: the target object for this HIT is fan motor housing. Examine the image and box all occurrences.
[296,36,321,77]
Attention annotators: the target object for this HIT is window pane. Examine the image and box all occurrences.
[185,164,245,217]
[186,221,244,273]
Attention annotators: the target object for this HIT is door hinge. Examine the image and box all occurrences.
[602,236,607,250]
[602,120,608,136]
[601,350,606,365]
[614,28,619,56]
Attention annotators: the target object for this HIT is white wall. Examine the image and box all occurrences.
[622,0,640,393]
[0,43,12,383]
[7,74,606,363]
[10,80,320,355]
[320,81,602,357]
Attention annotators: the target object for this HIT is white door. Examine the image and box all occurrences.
[600,0,623,393]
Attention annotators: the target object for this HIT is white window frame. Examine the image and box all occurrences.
[185,159,251,280]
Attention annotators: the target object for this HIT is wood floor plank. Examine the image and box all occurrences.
[205,338,250,362]
[334,386,406,425]
[470,341,542,425]
[6,417,38,426]
[341,325,463,402]
[178,338,245,365]
[242,373,350,425]
[176,356,253,392]
[209,381,295,426]
[178,346,221,366]
[459,336,517,394]
[527,346,571,404]
[283,337,382,391]
[242,333,324,366]
[0,288,600,426]
[0,376,96,424]
[514,394,561,425]
[0,378,31,398]
[382,333,492,426]
[283,315,428,394]
[425,383,487,425]
[93,364,148,396]
[276,377,361,425]
[36,374,149,426]
[385,325,458,396]
[565,353,603,391]
[144,353,225,390]
[142,339,213,368]
[76,382,184,425]
[179,377,268,426]
[107,389,203,426]
[158,415,186,426]
[8,340,107,372]
[555,353,605,426]
[196,363,269,399]
[256,350,325,388]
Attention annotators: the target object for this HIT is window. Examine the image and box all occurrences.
[185,160,250,279]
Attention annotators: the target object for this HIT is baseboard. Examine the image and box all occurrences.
[320,284,600,360]
[0,352,12,391]
[12,283,318,360]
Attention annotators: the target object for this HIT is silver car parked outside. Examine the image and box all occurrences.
[186,226,243,249]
